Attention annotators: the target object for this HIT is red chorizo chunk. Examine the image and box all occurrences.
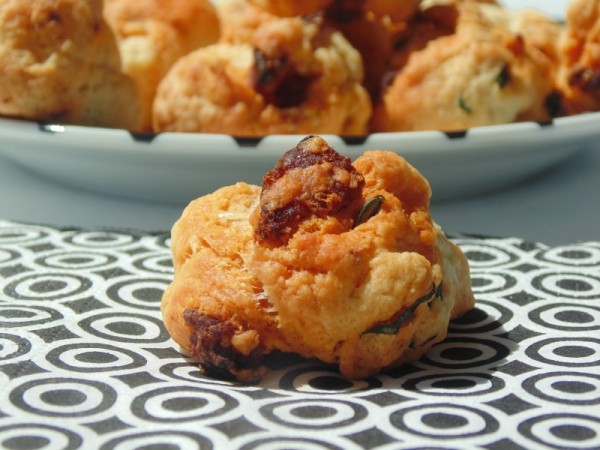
[251,49,315,108]
[184,309,266,383]
[255,135,365,246]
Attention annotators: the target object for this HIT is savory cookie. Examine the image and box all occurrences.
[217,0,420,102]
[558,0,600,114]
[373,0,562,132]
[0,0,141,130]
[152,16,371,135]
[161,136,475,382]
[103,0,220,131]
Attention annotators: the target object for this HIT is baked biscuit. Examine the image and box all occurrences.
[218,0,420,101]
[0,0,141,130]
[153,16,371,135]
[373,1,561,132]
[103,0,220,130]
[558,0,600,114]
[161,136,475,382]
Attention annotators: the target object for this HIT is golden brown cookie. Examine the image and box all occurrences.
[217,0,420,102]
[0,0,141,130]
[161,135,475,382]
[373,0,562,132]
[152,16,371,135]
[103,0,220,131]
[558,0,600,114]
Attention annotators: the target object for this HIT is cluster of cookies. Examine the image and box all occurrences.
[0,0,219,131]
[1,0,598,133]
[161,135,475,382]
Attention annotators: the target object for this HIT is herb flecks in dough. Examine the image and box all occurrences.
[354,195,384,228]
[364,282,443,335]
[458,95,472,113]
[496,64,511,88]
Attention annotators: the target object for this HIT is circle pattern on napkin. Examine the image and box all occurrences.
[0,221,598,449]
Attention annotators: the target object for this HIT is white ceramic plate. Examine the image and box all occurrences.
[0,112,599,204]
[0,0,590,205]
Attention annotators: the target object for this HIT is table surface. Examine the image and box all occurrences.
[1,220,599,450]
[1,142,598,246]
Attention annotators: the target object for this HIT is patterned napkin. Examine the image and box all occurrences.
[0,219,598,450]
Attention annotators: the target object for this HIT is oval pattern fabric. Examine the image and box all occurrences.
[0,220,598,450]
